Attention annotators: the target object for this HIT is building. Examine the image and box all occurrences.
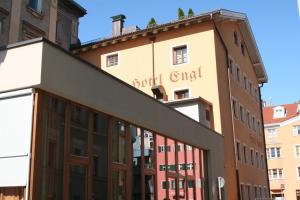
[75,9,270,200]
[0,0,86,49]
[264,103,300,200]
[0,38,224,200]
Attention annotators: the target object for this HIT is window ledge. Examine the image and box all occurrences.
[26,6,43,19]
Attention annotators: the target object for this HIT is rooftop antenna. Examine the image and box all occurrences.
[268,97,272,106]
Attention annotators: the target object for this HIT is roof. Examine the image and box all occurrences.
[73,9,268,83]
[263,103,299,124]
[59,0,87,17]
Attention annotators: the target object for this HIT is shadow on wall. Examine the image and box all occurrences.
[0,47,7,65]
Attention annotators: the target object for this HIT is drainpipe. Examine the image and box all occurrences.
[149,35,156,98]
[211,14,241,200]
[258,83,271,199]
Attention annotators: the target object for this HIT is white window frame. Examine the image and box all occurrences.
[295,144,300,158]
[266,147,281,159]
[172,87,191,100]
[267,128,277,137]
[105,52,120,68]
[170,43,189,66]
[269,168,283,180]
[293,125,300,136]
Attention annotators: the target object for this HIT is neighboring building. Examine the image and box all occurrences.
[0,0,86,49]
[264,103,300,200]
[75,9,270,200]
[0,39,224,200]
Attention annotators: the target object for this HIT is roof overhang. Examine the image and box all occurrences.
[74,9,268,84]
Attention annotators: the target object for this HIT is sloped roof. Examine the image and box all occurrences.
[263,103,299,124]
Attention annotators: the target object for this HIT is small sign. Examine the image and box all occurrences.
[218,177,225,188]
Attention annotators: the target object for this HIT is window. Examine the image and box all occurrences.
[268,128,277,137]
[56,20,62,43]
[173,45,187,65]
[273,106,286,118]
[0,18,3,34]
[243,75,247,90]
[256,152,260,168]
[252,116,256,132]
[236,142,242,161]
[229,59,234,75]
[266,147,281,159]
[249,81,253,96]
[257,121,262,136]
[239,105,245,122]
[295,145,300,157]
[106,53,118,67]
[297,167,300,179]
[296,189,300,200]
[250,149,255,166]
[241,43,245,55]
[234,31,238,45]
[243,145,248,164]
[28,0,42,12]
[174,89,189,100]
[236,67,241,83]
[293,126,300,135]
[232,99,238,118]
[247,111,251,129]
[268,168,283,179]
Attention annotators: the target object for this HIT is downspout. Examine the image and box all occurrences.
[150,35,156,98]
[258,83,271,198]
[211,14,241,200]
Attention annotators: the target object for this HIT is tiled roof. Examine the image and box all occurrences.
[263,103,299,124]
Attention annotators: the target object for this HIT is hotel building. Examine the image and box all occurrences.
[0,0,86,49]
[0,39,224,200]
[75,9,270,200]
[264,103,300,200]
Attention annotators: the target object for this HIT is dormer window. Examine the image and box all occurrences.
[297,104,300,114]
[273,106,286,119]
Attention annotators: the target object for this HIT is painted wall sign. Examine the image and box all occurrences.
[132,67,202,88]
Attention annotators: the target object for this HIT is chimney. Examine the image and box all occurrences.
[111,14,126,37]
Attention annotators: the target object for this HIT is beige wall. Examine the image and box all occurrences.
[265,118,300,199]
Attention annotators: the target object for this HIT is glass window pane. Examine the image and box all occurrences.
[145,175,155,200]
[167,139,176,172]
[186,145,194,176]
[112,120,126,164]
[112,170,126,200]
[144,130,155,169]
[155,135,167,200]
[132,127,142,200]
[70,105,89,157]
[69,165,87,200]
[93,112,109,200]
[41,96,66,200]
[194,148,201,199]
[177,142,185,176]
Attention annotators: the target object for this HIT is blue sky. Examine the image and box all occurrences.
[76,0,300,106]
